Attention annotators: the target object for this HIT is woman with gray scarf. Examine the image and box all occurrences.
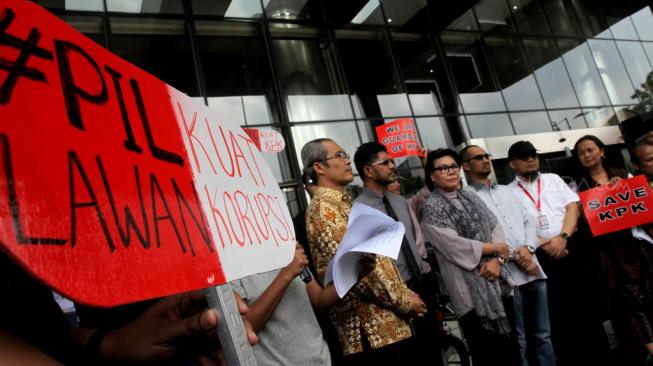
[421,149,521,366]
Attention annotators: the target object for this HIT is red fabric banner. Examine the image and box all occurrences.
[579,175,653,237]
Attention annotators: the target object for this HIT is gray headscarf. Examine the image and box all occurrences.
[423,189,512,336]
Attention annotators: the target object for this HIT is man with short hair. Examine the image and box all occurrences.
[507,141,612,366]
[461,144,554,366]
[302,138,426,366]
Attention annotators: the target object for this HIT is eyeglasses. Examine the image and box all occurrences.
[319,151,350,162]
[515,152,538,161]
[465,153,491,162]
[368,158,395,167]
[433,164,460,174]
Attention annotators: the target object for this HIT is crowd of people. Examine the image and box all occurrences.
[1,132,652,366]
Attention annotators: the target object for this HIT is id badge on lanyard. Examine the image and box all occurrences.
[518,177,549,231]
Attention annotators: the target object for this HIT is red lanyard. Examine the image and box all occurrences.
[517,177,541,212]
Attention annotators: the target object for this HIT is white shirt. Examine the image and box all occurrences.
[510,173,579,240]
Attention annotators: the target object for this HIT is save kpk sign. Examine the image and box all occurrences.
[0,0,294,306]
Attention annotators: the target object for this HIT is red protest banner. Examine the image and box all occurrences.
[0,0,294,307]
[375,118,423,158]
[579,175,653,236]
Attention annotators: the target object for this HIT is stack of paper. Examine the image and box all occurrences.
[325,202,405,298]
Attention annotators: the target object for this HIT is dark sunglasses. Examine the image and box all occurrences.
[465,153,491,162]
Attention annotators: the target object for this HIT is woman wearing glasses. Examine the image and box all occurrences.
[420,148,521,366]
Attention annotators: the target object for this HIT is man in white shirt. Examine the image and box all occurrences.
[507,141,613,366]
[462,145,553,366]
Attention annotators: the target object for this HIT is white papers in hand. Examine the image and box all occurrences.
[325,202,405,298]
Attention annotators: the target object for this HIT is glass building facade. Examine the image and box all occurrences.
[34,0,653,215]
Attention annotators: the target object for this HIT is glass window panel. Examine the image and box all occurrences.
[323,0,385,26]
[291,122,362,174]
[197,21,276,125]
[509,0,550,35]
[416,117,448,149]
[393,34,445,116]
[510,111,551,134]
[474,0,515,33]
[445,9,478,31]
[521,37,558,70]
[534,59,580,108]
[484,36,531,90]
[588,39,635,105]
[337,31,403,119]
[502,76,545,110]
[207,96,245,124]
[272,30,352,122]
[630,7,653,41]
[283,187,300,218]
[377,94,412,117]
[643,42,653,67]
[541,0,583,37]
[107,0,183,14]
[466,113,514,138]
[616,41,653,89]
[581,106,617,127]
[559,40,611,106]
[441,32,506,113]
[192,0,263,18]
[357,121,375,143]
[34,0,104,11]
[548,109,588,130]
[110,18,199,96]
[609,16,638,40]
[569,0,613,38]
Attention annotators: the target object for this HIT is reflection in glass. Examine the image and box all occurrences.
[192,0,263,18]
[196,21,275,125]
[509,0,550,35]
[263,0,320,21]
[442,32,506,113]
[446,9,478,31]
[643,42,653,67]
[337,33,403,119]
[581,106,617,127]
[34,0,104,11]
[466,114,514,138]
[608,15,638,40]
[540,0,582,37]
[616,41,653,88]
[58,15,105,46]
[547,109,588,130]
[560,41,611,106]
[107,0,183,14]
[409,93,442,115]
[484,36,530,89]
[110,18,199,95]
[502,76,545,111]
[534,59,580,108]
[474,0,515,33]
[510,111,551,134]
[343,0,384,25]
[380,0,428,29]
[630,7,653,41]
[273,35,351,122]
[588,39,635,105]
[416,117,447,149]
[291,122,362,174]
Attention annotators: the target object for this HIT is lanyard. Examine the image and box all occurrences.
[517,176,541,212]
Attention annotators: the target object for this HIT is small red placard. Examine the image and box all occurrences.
[375,118,423,159]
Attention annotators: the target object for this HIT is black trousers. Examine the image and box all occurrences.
[342,334,418,366]
[458,298,522,366]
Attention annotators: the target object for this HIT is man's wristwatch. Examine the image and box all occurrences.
[560,232,569,241]
[497,257,505,265]
[525,245,536,254]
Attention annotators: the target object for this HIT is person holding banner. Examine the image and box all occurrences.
[461,145,554,366]
[573,135,653,362]
[421,148,521,366]
[507,140,613,366]
[0,251,257,366]
[302,138,426,366]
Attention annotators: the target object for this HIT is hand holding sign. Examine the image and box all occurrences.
[579,175,653,237]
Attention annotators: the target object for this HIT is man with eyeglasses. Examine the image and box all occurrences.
[461,145,554,366]
[507,141,612,366]
[302,138,426,366]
